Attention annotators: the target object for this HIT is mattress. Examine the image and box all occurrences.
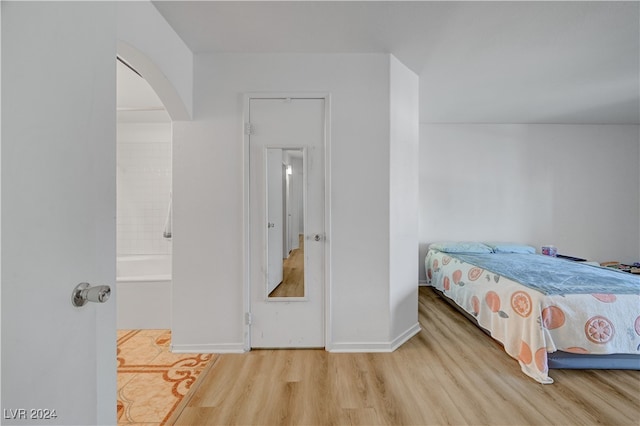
[425,248,640,384]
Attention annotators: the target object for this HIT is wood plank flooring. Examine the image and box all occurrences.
[269,236,304,298]
[172,287,640,425]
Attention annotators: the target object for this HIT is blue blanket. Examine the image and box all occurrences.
[449,253,640,295]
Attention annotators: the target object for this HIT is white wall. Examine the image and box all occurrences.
[172,53,419,352]
[418,124,640,281]
[117,123,172,256]
[389,57,420,342]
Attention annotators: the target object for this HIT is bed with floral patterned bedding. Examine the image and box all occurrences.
[425,244,640,384]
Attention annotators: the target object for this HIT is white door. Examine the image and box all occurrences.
[266,149,284,295]
[2,2,116,425]
[248,97,325,348]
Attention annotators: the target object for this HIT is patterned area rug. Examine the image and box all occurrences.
[117,330,215,425]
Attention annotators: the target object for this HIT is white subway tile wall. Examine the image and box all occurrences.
[117,123,172,255]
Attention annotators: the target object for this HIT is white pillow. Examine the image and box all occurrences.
[429,241,493,254]
[484,242,536,254]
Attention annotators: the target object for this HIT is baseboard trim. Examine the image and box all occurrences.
[328,322,421,353]
[171,343,247,354]
[390,322,421,351]
[171,323,422,354]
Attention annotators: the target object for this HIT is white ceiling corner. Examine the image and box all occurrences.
[151,1,639,125]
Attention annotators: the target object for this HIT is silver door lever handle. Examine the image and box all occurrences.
[72,282,111,307]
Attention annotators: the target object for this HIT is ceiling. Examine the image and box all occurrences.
[152,1,639,124]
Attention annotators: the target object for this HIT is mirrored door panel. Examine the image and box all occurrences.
[267,148,305,298]
[248,96,325,348]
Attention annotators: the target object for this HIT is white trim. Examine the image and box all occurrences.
[0,2,3,409]
[242,98,251,351]
[242,92,331,351]
[171,343,247,354]
[327,323,421,353]
[323,95,332,351]
[390,322,421,350]
[117,41,191,121]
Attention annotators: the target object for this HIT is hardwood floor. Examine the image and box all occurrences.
[172,287,640,425]
[269,236,304,298]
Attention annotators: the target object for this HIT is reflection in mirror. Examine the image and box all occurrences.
[267,148,304,298]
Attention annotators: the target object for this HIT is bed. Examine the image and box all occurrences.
[424,242,640,384]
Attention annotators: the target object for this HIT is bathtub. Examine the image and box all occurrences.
[116,254,171,330]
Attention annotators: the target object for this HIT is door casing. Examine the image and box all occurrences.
[242,93,331,350]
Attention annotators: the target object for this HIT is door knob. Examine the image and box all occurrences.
[72,282,111,307]
[313,234,322,242]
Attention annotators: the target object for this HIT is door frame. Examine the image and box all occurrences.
[242,93,331,351]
